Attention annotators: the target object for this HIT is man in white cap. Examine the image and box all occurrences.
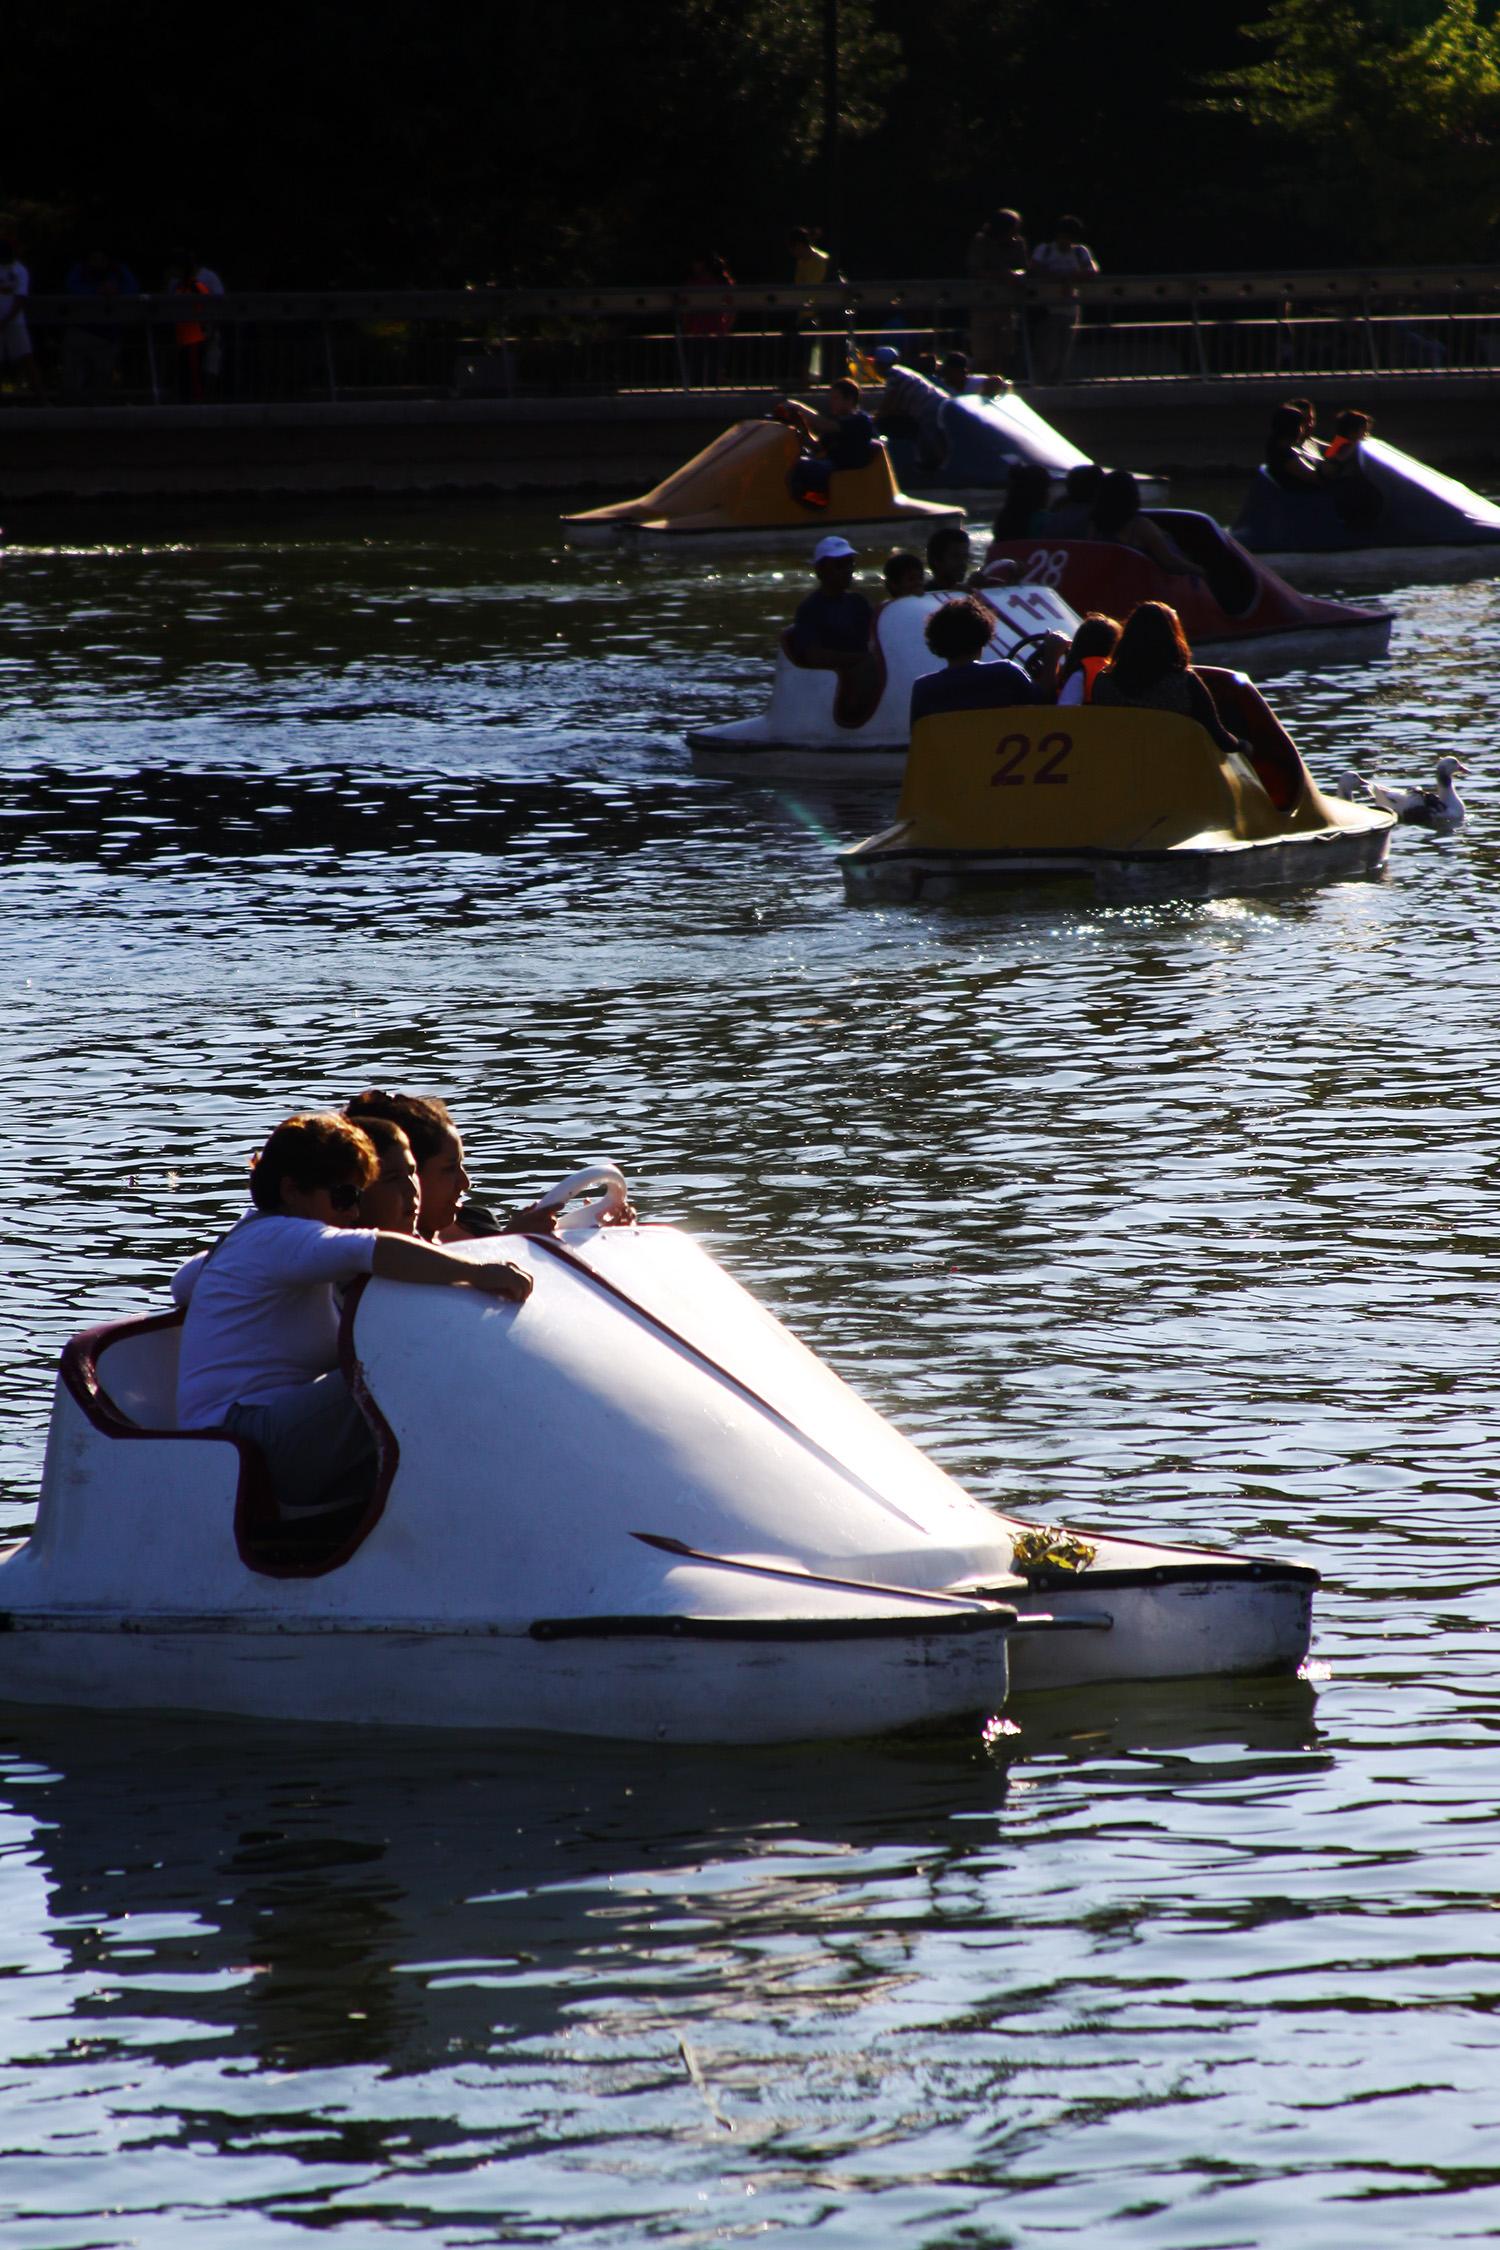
[787,536,878,706]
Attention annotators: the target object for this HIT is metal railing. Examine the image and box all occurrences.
[7,268,1499,407]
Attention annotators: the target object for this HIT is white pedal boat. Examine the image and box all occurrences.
[687,581,1080,782]
[0,1166,1316,1742]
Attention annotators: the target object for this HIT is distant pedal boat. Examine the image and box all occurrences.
[840,671,1396,904]
[561,418,962,548]
[688,581,1079,782]
[982,512,1393,675]
[1233,437,1500,586]
[0,1168,1316,1741]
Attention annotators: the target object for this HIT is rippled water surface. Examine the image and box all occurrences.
[2,502,1500,2245]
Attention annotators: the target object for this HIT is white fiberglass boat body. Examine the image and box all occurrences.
[0,1168,1315,1739]
[687,581,1079,782]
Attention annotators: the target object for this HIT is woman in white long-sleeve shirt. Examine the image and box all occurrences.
[173,1112,530,1517]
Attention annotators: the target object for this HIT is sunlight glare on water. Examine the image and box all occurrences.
[1,502,1500,2245]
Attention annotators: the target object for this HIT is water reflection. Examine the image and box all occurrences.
[0,1683,1328,2236]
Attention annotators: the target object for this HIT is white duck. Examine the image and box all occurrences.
[1364,757,1469,830]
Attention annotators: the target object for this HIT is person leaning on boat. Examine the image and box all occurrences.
[1091,601,1245,756]
[172,1112,532,1519]
[773,379,876,509]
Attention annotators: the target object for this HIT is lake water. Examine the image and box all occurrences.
[2,502,1500,2246]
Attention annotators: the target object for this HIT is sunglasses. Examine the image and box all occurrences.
[325,1181,363,1212]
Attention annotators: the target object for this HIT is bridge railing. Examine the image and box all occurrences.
[9,269,1500,405]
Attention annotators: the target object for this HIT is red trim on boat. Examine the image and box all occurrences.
[58,1302,396,1583]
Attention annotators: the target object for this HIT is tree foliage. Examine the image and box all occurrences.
[0,0,1492,286]
[1211,0,1500,258]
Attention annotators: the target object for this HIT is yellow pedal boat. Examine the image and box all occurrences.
[840,671,1396,904]
[561,418,962,548]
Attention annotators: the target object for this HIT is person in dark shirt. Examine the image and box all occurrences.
[789,532,875,652]
[1264,401,1323,492]
[909,596,1039,725]
[776,378,877,508]
[1043,461,1103,535]
[925,524,973,591]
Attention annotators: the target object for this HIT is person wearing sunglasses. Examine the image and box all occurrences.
[344,1088,561,1243]
[172,1111,531,1520]
[355,1115,421,1236]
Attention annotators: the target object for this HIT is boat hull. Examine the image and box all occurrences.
[570,511,962,552]
[1011,1568,1315,1692]
[1,1202,1319,1734]
[0,1605,1012,1743]
[841,819,1393,905]
[982,514,1393,678]
[1239,544,1500,589]
[688,721,908,783]
[1192,619,1393,673]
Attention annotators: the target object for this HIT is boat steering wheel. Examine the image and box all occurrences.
[1002,627,1063,665]
[533,1161,634,1229]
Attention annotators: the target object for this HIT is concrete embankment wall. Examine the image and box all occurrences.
[0,380,1495,506]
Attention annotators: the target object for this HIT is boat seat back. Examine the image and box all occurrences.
[54,1307,386,1584]
[778,624,885,729]
[899,705,1280,850]
[638,421,908,532]
[95,1317,183,1430]
[1146,511,1260,617]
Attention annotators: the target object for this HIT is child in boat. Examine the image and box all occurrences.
[1320,409,1382,532]
[880,549,926,602]
[774,378,876,508]
[173,1112,531,1518]
[356,1115,420,1235]
[1055,613,1121,705]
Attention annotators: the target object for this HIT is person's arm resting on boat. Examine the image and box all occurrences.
[371,1233,532,1299]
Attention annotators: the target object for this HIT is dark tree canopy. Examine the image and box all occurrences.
[3,0,1495,288]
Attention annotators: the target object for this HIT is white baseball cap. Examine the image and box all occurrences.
[812,535,857,561]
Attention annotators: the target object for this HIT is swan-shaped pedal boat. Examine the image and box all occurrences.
[886,388,1168,507]
[982,510,1393,674]
[0,1166,1317,1742]
[1233,437,1500,586]
[561,418,962,549]
[687,581,1080,782]
[840,670,1396,904]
